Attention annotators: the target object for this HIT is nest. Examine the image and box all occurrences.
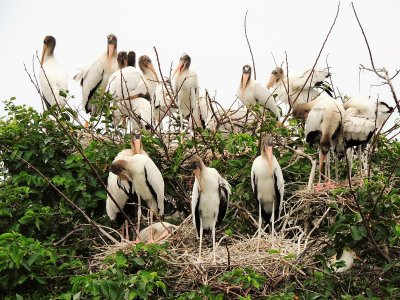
[91,182,359,297]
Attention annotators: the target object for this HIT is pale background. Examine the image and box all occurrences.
[0,0,399,124]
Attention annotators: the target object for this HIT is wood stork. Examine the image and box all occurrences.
[138,222,177,242]
[237,65,280,118]
[329,248,359,273]
[106,132,147,241]
[109,55,157,131]
[266,67,332,108]
[251,135,284,251]
[73,34,118,121]
[110,135,164,242]
[293,95,345,190]
[173,54,203,130]
[127,51,136,68]
[153,80,176,129]
[190,155,231,263]
[343,96,393,179]
[39,35,68,109]
[206,105,256,135]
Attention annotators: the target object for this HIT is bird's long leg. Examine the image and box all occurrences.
[149,211,154,243]
[335,154,339,182]
[120,224,125,242]
[271,202,275,249]
[348,148,353,181]
[125,220,129,241]
[326,151,331,184]
[137,195,142,238]
[212,224,216,264]
[316,151,325,192]
[198,218,203,262]
[256,201,262,253]
[358,145,363,178]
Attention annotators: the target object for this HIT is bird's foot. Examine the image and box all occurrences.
[84,121,89,128]
[324,181,337,190]
[129,238,142,245]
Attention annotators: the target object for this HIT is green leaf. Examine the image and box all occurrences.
[351,225,364,241]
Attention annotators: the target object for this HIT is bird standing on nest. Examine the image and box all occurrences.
[190,155,231,264]
[110,131,164,242]
[106,131,146,241]
[251,135,284,251]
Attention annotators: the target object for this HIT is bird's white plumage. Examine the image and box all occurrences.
[206,106,256,134]
[251,155,284,218]
[74,52,118,113]
[269,68,330,106]
[174,68,199,119]
[138,222,177,242]
[106,149,135,221]
[39,56,68,108]
[107,66,143,100]
[329,249,358,273]
[119,154,164,217]
[237,80,281,117]
[192,167,230,231]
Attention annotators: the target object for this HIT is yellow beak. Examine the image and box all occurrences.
[241,73,250,98]
[172,61,184,79]
[194,168,203,192]
[266,74,277,89]
[40,44,48,67]
[148,62,159,82]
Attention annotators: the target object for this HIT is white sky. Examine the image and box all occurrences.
[0,0,399,122]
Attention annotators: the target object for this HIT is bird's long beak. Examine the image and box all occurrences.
[265,145,273,174]
[172,61,184,79]
[118,172,132,182]
[133,138,141,154]
[108,44,115,67]
[40,44,48,67]
[266,74,276,89]
[148,62,160,82]
[241,73,250,98]
[319,152,326,174]
[194,168,203,192]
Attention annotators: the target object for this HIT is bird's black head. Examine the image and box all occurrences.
[138,55,152,72]
[128,51,136,67]
[43,35,56,53]
[107,34,117,46]
[262,135,274,148]
[271,67,284,79]
[242,64,252,74]
[189,155,204,172]
[117,51,128,69]
[110,160,132,182]
[179,53,191,70]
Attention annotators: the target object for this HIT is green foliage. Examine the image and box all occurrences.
[0,98,399,299]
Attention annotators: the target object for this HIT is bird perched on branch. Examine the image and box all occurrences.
[110,132,164,242]
[266,66,332,108]
[190,155,230,263]
[293,95,345,190]
[39,35,68,109]
[251,135,284,251]
[74,34,118,123]
[110,55,158,131]
[173,53,205,130]
[237,65,281,117]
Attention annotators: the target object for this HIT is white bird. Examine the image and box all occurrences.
[329,248,359,273]
[153,81,176,129]
[74,34,118,119]
[173,54,203,130]
[110,55,158,131]
[106,132,146,241]
[343,96,393,148]
[266,67,332,108]
[251,135,284,252]
[237,65,281,117]
[190,155,231,263]
[342,96,393,179]
[110,137,164,242]
[39,35,68,108]
[138,222,177,242]
[206,105,256,135]
[293,95,345,190]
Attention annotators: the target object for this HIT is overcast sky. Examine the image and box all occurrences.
[0,0,399,121]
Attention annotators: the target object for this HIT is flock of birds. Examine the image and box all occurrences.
[38,34,394,264]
